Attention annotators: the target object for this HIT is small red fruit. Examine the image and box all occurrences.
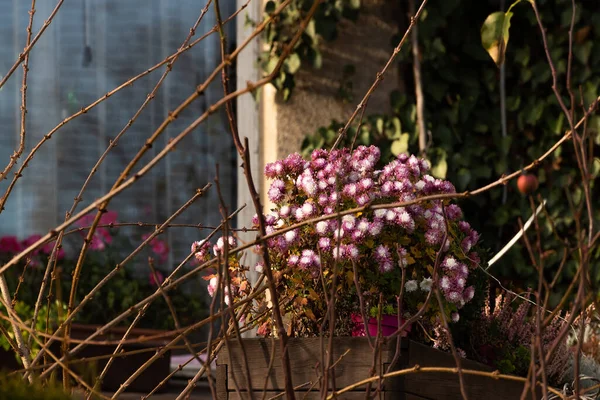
[517,173,538,195]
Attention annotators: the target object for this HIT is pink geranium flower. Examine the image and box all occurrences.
[77,211,118,251]
[142,234,169,263]
[149,270,165,287]
[0,236,23,254]
[21,234,65,260]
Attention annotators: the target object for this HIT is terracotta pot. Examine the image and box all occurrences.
[367,314,411,337]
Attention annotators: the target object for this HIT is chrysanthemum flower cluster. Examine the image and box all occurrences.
[198,147,484,337]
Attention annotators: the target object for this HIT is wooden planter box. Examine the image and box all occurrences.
[50,323,173,393]
[216,338,537,399]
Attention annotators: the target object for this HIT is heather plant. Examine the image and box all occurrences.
[468,291,569,386]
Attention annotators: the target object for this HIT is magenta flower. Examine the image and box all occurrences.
[149,270,165,287]
[142,234,169,263]
[20,235,66,260]
[77,211,118,251]
[0,236,23,254]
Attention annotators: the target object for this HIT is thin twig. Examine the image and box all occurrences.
[326,366,565,399]
[409,0,427,156]
[0,0,36,182]
[0,0,64,91]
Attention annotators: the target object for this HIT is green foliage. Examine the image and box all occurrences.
[298,0,600,299]
[0,372,70,400]
[301,114,408,165]
[0,300,67,362]
[260,0,360,100]
[55,251,205,331]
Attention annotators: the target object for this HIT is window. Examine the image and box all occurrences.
[0,0,238,267]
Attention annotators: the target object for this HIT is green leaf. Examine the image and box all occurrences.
[305,19,316,39]
[574,41,593,65]
[551,113,565,135]
[431,158,448,179]
[265,57,279,75]
[264,1,276,13]
[480,11,514,67]
[514,45,530,66]
[457,168,471,191]
[432,38,446,54]
[282,87,291,101]
[591,158,600,179]
[500,136,512,155]
[349,0,360,10]
[390,134,409,156]
[375,118,384,134]
[284,53,301,74]
[391,117,401,137]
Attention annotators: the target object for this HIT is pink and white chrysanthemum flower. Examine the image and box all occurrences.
[368,220,384,236]
[356,193,370,206]
[404,280,418,292]
[345,244,360,260]
[301,202,315,217]
[464,286,475,301]
[288,255,300,266]
[279,205,291,218]
[213,236,236,256]
[443,256,458,270]
[420,277,433,291]
[447,291,462,303]
[318,237,331,250]
[207,277,219,297]
[315,220,329,235]
[284,229,298,243]
[440,276,451,291]
[332,245,345,260]
[374,209,387,219]
[254,262,264,273]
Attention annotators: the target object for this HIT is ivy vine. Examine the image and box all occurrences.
[260,0,360,100]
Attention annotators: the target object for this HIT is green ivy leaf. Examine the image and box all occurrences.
[264,1,276,13]
[285,53,302,74]
[481,11,514,67]
[574,41,593,65]
[375,118,384,134]
[591,158,600,179]
[457,168,471,191]
[349,0,360,10]
[431,158,448,179]
[390,134,409,156]
[265,57,279,75]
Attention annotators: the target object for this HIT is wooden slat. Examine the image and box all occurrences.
[226,391,406,400]
[403,341,538,399]
[216,364,228,400]
[218,338,408,392]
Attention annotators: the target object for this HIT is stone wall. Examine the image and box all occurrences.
[262,0,402,160]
